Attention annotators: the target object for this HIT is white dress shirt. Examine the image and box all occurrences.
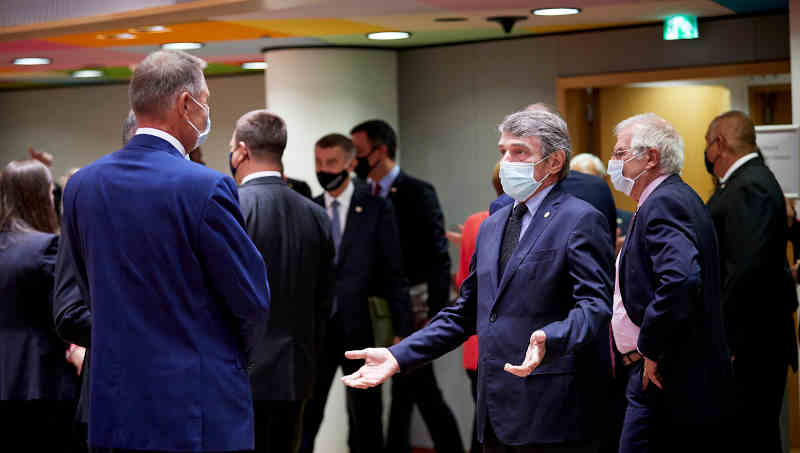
[241,171,282,185]
[135,128,187,158]
[323,178,354,233]
[720,152,758,184]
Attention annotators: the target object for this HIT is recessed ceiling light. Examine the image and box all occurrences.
[130,25,169,33]
[532,8,581,16]
[366,31,411,41]
[242,61,268,70]
[434,17,467,22]
[13,57,51,65]
[96,32,137,40]
[72,69,104,78]
[161,42,204,50]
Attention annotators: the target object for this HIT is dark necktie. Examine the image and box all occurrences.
[499,203,528,278]
[330,199,342,262]
[372,183,380,196]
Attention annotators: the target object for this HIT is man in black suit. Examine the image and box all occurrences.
[351,120,464,453]
[705,110,799,453]
[228,110,335,453]
[299,133,412,453]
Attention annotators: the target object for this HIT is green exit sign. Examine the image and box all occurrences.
[664,15,699,40]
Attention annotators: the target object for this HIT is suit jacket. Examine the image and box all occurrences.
[52,229,92,423]
[620,174,733,424]
[314,182,412,345]
[0,232,78,401]
[59,133,270,451]
[491,171,617,240]
[239,175,334,401]
[386,170,451,318]
[286,177,312,199]
[707,158,799,369]
[391,184,613,445]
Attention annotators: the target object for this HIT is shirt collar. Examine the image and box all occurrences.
[514,183,555,216]
[637,174,670,209]
[720,152,758,183]
[369,164,400,196]
[324,178,354,208]
[241,170,282,186]
[135,128,187,157]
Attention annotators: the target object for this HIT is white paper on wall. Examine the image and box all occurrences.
[755,124,800,197]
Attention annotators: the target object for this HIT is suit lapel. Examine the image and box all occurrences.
[495,188,563,304]
[483,208,507,298]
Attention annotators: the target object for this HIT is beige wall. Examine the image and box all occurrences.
[0,74,266,182]
[596,85,731,212]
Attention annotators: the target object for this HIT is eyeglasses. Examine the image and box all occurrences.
[611,147,635,160]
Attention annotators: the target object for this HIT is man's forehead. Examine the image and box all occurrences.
[498,132,539,148]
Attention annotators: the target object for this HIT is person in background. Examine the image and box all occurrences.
[446,161,504,453]
[230,110,335,453]
[351,119,463,453]
[704,110,798,453]
[343,109,614,453]
[0,159,81,452]
[569,152,631,256]
[57,49,270,453]
[300,133,411,453]
[277,162,313,199]
[611,113,732,452]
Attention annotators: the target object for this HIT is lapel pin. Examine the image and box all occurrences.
[390,187,397,193]
[544,211,550,218]
[355,206,363,213]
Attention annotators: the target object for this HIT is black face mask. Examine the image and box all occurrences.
[316,169,349,191]
[704,151,715,176]
[354,147,377,180]
[229,151,238,178]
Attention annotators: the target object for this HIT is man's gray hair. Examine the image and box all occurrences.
[234,110,287,163]
[122,109,137,145]
[614,113,683,175]
[498,110,571,180]
[129,50,207,118]
[570,153,606,176]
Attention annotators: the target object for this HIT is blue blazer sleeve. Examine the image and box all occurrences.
[541,208,613,358]
[196,178,271,363]
[53,229,92,347]
[636,199,702,361]
[390,253,477,371]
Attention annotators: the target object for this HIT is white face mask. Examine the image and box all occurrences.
[499,154,550,202]
[608,150,647,196]
[186,95,211,152]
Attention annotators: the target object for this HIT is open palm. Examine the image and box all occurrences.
[341,347,400,389]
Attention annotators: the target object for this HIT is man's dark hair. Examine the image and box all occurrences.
[234,110,287,164]
[350,119,397,159]
[316,133,355,157]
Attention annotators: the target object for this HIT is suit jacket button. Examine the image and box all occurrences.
[489,312,497,323]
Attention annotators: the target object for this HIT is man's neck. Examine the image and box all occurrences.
[237,162,281,185]
[369,159,396,182]
[522,177,556,203]
[327,177,351,198]
[715,151,749,181]
[630,171,660,204]
[138,120,182,142]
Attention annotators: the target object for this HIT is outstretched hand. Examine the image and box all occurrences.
[341,347,400,389]
[504,330,546,377]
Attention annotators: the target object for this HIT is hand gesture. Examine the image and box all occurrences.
[642,356,663,390]
[341,347,400,389]
[66,345,86,376]
[446,224,464,245]
[504,330,546,377]
[28,146,53,167]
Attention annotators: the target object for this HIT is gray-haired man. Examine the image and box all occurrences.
[342,110,613,452]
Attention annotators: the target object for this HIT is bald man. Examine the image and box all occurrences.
[704,110,798,453]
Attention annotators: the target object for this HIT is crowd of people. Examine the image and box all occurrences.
[0,48,798,453]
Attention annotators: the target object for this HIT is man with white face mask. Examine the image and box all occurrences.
[609,113,732,453]
[340,110,613,452]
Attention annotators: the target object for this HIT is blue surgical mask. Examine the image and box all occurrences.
[186,95,210,151]
[499,155,550,202]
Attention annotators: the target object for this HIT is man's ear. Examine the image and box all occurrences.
[176,91,191,117]
[647,148,660,170]
[550,150,566,175]
[346,155,357,172]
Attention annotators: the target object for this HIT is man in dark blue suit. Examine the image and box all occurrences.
[299,133,411,453]
[58,50,270,452]
[609,113,732,452]
[342,110,613,452]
